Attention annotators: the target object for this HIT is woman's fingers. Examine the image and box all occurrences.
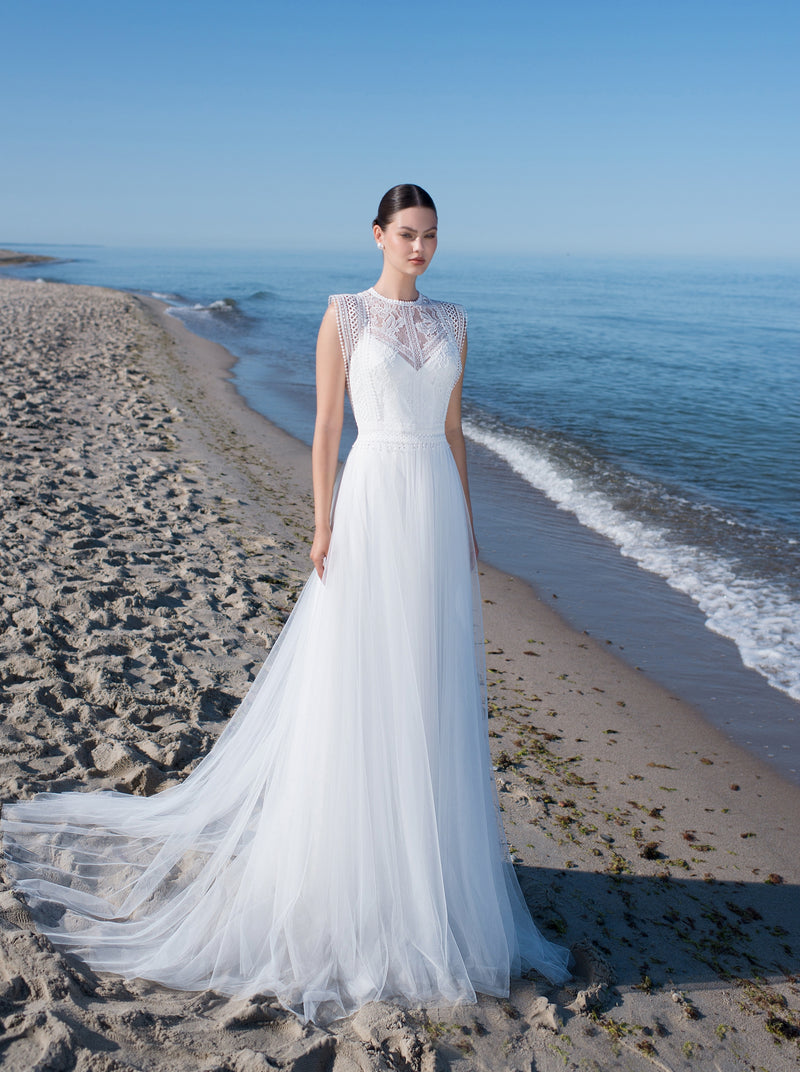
[310,530,331,579]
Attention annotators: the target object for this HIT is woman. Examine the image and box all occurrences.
[1,185,572,1024]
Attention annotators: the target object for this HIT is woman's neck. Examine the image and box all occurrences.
[371,268,420,303]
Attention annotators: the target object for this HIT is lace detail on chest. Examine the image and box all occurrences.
[365,290,442,371]
[328,290,467,380]
[327,289,466,437]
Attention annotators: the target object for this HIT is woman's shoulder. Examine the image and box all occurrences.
[327,290,368,305]
[326,292,366,320]
[429,296,466,315]
[426,296,468,333]
[326,292,369,329]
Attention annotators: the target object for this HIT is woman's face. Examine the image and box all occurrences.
[374,207,438,279]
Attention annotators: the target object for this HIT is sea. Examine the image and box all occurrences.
[3,244,798,783]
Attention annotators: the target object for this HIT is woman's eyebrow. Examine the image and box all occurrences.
[395,226,438,233]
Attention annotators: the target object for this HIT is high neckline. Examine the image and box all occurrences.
[367,287,423,305]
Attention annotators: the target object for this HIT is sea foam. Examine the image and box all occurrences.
[464,419,800,701]
[192,298,239,314]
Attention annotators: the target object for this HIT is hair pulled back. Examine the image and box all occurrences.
[372,184,437,229]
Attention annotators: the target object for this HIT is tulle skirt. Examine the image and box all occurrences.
[1,431,571,1023]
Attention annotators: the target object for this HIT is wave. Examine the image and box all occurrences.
[463,419,800,702]
[163,297,246,322]
[191,297,240,314]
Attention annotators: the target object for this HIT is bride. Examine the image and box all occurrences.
[1,184,572,1024]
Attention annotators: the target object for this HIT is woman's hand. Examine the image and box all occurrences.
[310,523,332,579]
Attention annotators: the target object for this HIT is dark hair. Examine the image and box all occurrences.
[372,184,437,229]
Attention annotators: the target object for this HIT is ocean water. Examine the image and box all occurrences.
[3,244,798,778]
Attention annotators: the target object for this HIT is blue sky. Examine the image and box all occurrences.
[3,0,798,255]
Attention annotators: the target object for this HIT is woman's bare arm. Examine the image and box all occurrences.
[444,332,478,557]
[310,305,346,578]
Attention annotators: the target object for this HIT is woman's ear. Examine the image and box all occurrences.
[373,224,384,249]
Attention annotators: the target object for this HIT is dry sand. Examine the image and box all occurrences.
[0,276,797,1071]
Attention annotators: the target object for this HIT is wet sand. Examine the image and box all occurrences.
[0,276,797,1071]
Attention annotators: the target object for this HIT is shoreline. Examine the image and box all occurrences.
[3,242,798,778]
[1,276,798,1070]
[167,281,800,783]
[463,440,800,785]
[157,293,800,788]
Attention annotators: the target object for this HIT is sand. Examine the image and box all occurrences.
[0,275,797,1071]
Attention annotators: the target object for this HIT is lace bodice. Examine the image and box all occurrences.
[328,288,466,438]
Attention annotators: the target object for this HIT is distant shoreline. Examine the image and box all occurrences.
[0,247,58,266]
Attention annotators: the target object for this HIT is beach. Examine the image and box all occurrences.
[1,275,798,1070]
[6,242,798,779]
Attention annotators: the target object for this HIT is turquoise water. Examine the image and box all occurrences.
[4,244,798,777]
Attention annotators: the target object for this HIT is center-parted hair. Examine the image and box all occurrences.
[373,185,437,230]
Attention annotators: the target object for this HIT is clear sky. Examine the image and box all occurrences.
[3,0,798,256]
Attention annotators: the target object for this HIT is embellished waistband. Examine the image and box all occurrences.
[354,430,448,449]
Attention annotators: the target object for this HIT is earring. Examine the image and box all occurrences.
[377,243,384,250]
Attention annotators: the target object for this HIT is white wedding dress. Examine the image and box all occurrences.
[1,287,571,1023]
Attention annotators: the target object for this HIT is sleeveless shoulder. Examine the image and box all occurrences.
[327,293,365,390]
[327,293,363,354]
[431,299,468,353]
